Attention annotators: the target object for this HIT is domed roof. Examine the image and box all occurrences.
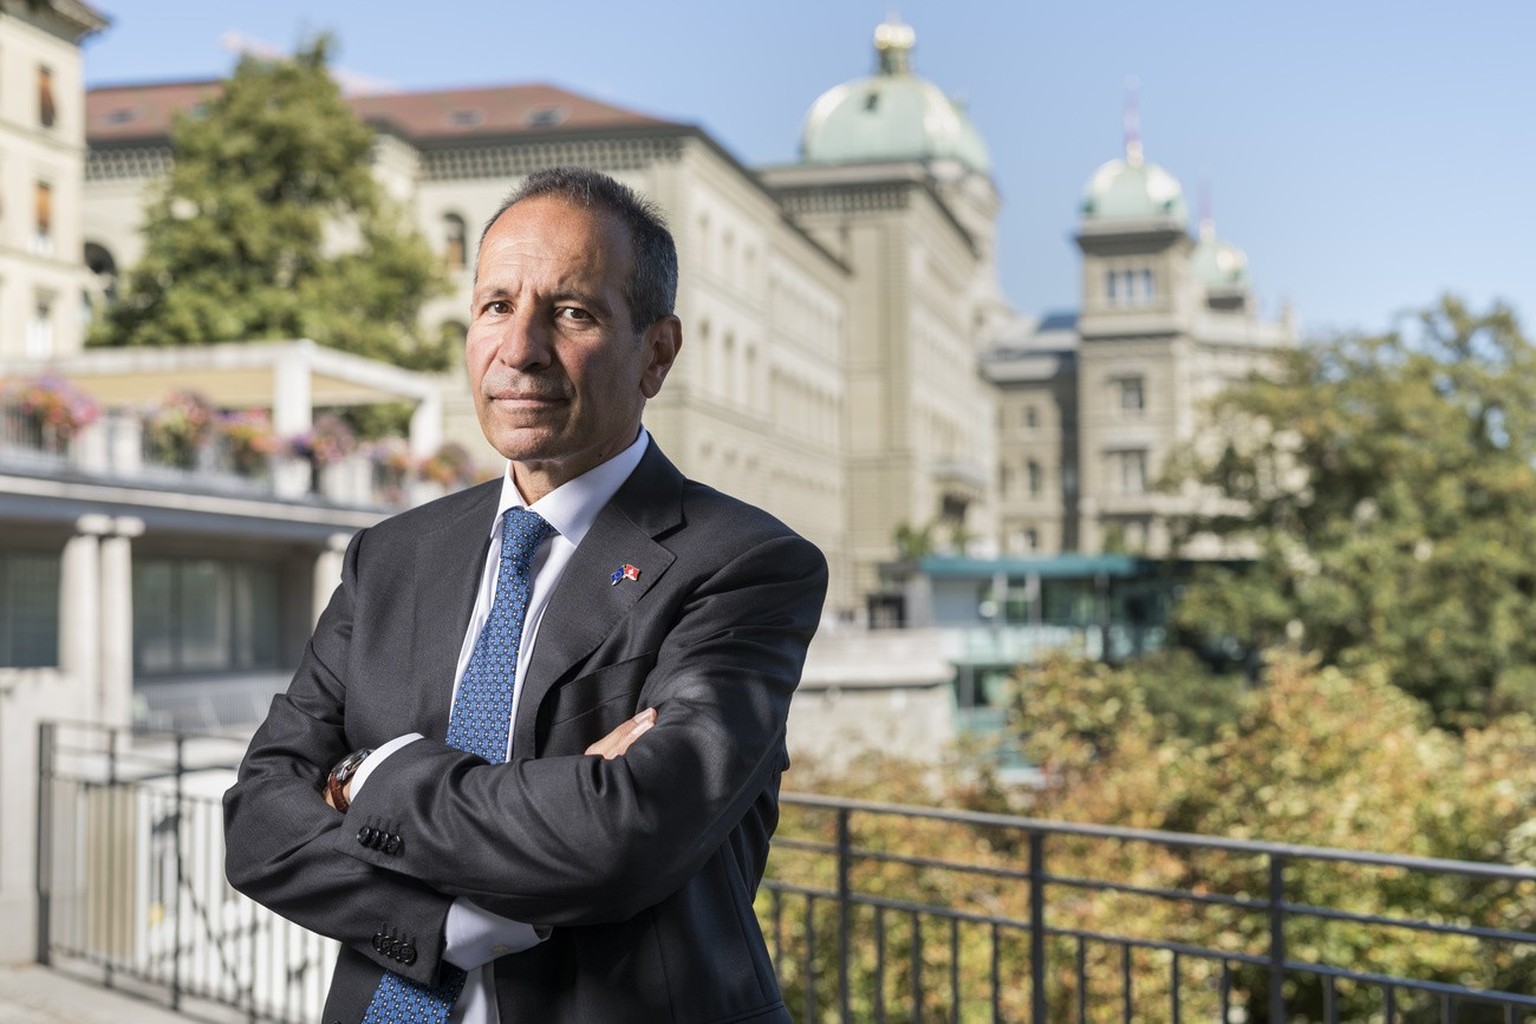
[1192,220,1250,289]
[1080,142,1188,224]
[801,19,990,174]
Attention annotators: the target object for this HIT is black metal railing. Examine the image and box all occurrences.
[36,722,1536,1022]
[36,721,335,1023]
[762,794,1536,1022]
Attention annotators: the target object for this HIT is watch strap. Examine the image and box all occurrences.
[326,748,373,813]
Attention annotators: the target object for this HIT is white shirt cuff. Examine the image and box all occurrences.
[349,732,423,798]
[443,899,548,970]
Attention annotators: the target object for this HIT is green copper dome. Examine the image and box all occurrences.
[1080,142,1188,225]
[1192,221,1250,289]
[801,19,990,174]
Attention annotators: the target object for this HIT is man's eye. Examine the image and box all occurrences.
[481,300,511,316]
[557,306,593,322]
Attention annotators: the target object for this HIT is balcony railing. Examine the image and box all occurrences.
[35,722,1536,1022]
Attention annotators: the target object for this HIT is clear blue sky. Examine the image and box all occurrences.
[83,1,1534,339]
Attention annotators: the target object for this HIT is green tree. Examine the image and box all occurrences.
[1170,296,1536,724]
[90,37,449,370]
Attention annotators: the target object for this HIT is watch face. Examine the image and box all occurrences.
[335,749,372,781]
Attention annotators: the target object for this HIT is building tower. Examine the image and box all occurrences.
[760,17,1005,607]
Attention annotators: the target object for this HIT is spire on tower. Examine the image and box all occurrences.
[1123,76,1143,166]
[874,14,915,74]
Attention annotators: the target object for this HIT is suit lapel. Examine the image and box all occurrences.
[513,443,683,754]
[410,481,499,741]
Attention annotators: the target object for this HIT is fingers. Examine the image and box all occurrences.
[584,707,657,760]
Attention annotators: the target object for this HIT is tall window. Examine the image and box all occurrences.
[1107,267,1156,306]
[33,181,52,254]
[38,66,56,128]
[26,294,53,358]
[1119,376,1145,414]
[442,213,467,271]
[133,558,281,676]
[85,242,118,303]
[1110,449,1149,495]
[0,549,60,668]
[1027,460,1042,496]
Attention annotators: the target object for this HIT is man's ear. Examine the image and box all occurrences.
[640,315,682,399]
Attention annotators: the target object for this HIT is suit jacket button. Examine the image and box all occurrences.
[384,835,402,855]
[400,944,417,965]
[372,932,385,952]
[357,826,375,846]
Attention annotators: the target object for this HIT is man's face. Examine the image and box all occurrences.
[467,195,679,501]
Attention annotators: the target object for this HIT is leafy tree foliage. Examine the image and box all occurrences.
[91,37,448,370]
[768,655,1536,1020]
[1016,654,1536,1018]
[1170,297,1536,724]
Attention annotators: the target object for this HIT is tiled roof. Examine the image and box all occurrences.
[86,79,676,144]
[87,80,225,141]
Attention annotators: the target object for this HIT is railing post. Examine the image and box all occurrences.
[106,727,119,990]
[1029,830,1047,1024]
[34,722,55,966]
[1268,853,1286,1023]
[172,734,186,1012]
[837,807,851,1022]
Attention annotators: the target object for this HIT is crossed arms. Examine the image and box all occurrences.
[223,515,827,987]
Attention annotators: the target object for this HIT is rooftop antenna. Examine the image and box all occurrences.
[1123,76,1143,166]
[1198,175,1215,238]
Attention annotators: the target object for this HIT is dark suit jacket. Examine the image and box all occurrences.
[223,441,827,1023]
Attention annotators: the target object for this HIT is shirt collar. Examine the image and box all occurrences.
[492,427,650,546]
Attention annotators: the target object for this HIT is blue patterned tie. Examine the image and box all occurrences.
[360,507,554,1024]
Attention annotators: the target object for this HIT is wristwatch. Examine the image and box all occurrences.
[325,748,373,813]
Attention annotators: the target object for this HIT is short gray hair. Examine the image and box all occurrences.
[479,167,678,330]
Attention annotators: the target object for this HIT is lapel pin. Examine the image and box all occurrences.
[610,563,641,586]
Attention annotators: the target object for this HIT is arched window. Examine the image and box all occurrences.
[85,242,118,304]
[442,213,468,271]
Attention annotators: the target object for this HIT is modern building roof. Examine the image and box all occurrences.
[800,18,990,174]
[86,79,676,145]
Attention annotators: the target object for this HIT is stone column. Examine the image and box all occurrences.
[313,532,352,629]
[272,346,314,438]
[98,516,143,730]
[0,516,115,964]
[408,391,443,458]
[60,515,110,689]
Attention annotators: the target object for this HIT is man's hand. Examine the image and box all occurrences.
[585,707,657,760]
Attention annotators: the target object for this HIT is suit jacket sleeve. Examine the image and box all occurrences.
[222,526,456,987]
[337,514,827,927]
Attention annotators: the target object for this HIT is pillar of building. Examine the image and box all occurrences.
[97,516,143,730]
[272,346,315,438]
[60,515,109,689]
[313,532,351,629]
[408,391,443,457]
[0,516,119,964]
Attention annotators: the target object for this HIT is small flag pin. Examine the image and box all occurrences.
[610,563,641,585]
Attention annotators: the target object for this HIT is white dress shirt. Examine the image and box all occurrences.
[350,428,651,1024]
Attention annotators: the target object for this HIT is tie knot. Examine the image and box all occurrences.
[501,507,553,567]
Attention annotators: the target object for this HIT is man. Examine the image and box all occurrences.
[224,166,826,1023]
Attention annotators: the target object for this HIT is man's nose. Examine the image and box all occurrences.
[495,309,554,370]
